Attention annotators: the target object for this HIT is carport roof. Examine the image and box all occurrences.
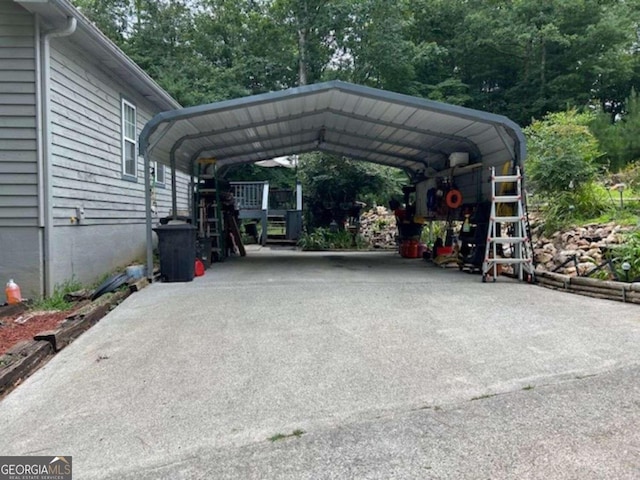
[139,81,526,175]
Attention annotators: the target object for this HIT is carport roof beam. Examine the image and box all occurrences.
[139,80,526,176]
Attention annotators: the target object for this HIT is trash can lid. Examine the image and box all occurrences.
[153,223,196,231]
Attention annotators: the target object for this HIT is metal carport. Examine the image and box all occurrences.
[139,80,527,280]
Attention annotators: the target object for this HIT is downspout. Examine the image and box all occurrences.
[170,153,177,220]
[34,16,45,295]
[144,150,153,283]
[41,16,77,295]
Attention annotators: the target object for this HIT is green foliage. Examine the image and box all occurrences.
[607,230,640,282]
[590,89,640,172]
[525,110,601,194]
[538,183,610,234]
[297,227,367,250]
[421,220,448,246]
[341,0,416,92]
[613,163,640,192]
[374,219,389,231]
[524,110,617,233]
[31,278,84,312]
[73,0,640,124]
[224,163,297,190]
[298,152,406,228]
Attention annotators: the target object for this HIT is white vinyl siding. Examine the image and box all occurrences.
[121,99,136,178]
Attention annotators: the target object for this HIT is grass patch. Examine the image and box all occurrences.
[268,429,305,442]
[582,207,639,226]
[30,278,83,311]
[470,393,497,401]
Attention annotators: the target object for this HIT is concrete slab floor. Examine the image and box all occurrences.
[0,249,639,479]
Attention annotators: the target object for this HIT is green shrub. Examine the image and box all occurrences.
[297,228,330,250]
[539,183,612,234]
[525,110,602,195]
[608,230,640,282]
[297,227,369,250]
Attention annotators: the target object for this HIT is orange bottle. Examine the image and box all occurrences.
[5,279,22,305]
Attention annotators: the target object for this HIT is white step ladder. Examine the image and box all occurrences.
[482,166,535,283]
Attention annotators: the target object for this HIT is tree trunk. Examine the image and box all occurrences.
[539,34,546,98]
[298,27,308,86]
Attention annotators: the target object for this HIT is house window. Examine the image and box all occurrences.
[121,99,137,178]
[155,162,165,185]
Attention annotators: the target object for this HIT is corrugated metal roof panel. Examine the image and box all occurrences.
[139,81,526,177]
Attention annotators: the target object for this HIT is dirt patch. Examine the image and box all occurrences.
[0,310,72,355]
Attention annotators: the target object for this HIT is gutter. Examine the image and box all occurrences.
[40,16,77,296]
[51,0,179,110]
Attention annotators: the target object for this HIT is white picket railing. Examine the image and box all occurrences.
[230,181,268,210]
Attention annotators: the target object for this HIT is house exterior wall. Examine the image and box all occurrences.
[47,37,189,286]
[0,0,43,298]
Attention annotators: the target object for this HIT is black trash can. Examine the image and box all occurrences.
[153,223,197,282]
[286,210,302,240]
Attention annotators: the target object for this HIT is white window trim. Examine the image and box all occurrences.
[155,162,166,186]
[121,98,137,179]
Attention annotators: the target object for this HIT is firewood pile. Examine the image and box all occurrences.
[358,207,397,249]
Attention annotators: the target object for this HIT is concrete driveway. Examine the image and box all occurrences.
[1,248,640,479]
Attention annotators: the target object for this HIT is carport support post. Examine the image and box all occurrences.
[144,151,154,282]
[170,153,178,220]
[261,181,269,246]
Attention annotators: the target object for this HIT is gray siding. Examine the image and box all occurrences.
[0,227,42,300]
[48,38,189,285]
[49,42,189,227]
[0,0,42,300]
[0,0,39,227]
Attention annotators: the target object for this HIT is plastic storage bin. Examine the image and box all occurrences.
[153,223,197,282]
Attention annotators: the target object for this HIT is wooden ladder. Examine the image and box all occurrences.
[197,164,225,262]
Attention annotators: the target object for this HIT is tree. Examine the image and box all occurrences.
[408,0,640,123]
[591,89,640,172]
[73,0,131,42]
[270,0,351,85]
[338,0,416,92]
[224,163,297,190]
[298,153,406,227]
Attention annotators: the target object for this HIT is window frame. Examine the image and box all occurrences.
[155,162,166,187]
[121,98,138,180]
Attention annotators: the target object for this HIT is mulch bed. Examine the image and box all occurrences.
[0,309,74,356]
